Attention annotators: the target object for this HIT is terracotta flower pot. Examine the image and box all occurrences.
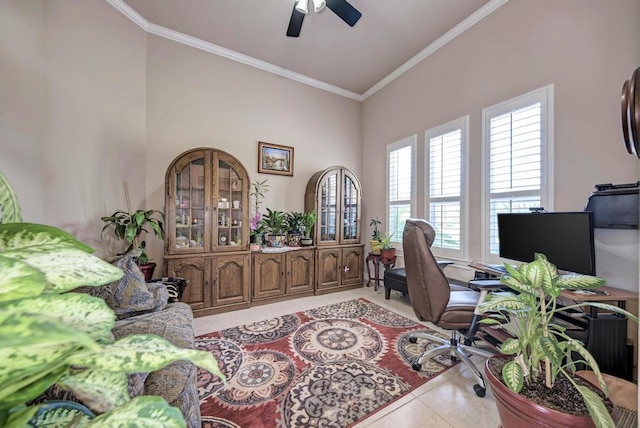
[380,247,396,265]
[485,355,616,428]
[138,262,156,281]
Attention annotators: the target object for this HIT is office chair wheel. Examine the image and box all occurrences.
[473,384,486,397]
[412,362,422,371]
[408,337,418,344]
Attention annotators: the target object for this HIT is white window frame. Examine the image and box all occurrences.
[425,116,469,260]
[481,85,555,263]
[386,135,417,250]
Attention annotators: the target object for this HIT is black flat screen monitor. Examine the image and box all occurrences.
[497,212,596,275]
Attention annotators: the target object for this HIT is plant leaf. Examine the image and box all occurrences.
[500,275,535,296]
[5,293,115,343]
[566,339,608,394]
[556,273,605,290]
[576,385,615,428]
[502,360,524,393]
[0,172,23,224]
[2,406,39,428]
[88,396,185,427]
[59,369,130,413]
[67,334,225,381]
[0,365,67,411]
[0,223,93,253]
[0,256,47,302]
[29,401,94,427]
[2,247,123,294]
[480,294,529,312]
[539,336,562,367]
[499,337,521,355]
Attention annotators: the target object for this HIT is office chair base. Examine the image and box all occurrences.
[409,331,494,397]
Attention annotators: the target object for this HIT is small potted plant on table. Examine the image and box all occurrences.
[285,211,305,247]
[480,253,638,428]
[379,232,396,265]
[262,208,288,248]
[300,209,316,246]
[101,208,164,280]
[369,217,383,254]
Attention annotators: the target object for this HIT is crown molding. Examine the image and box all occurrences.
[107,0,507,102]
[361,0,508,100]
[146,23,363,101]
[107,0,148,31]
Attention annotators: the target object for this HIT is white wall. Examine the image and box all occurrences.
[144,35,362,267]
[361,0,640,289]
[0,0,148,258]
[42,0,148,256]
[0,0,46,222]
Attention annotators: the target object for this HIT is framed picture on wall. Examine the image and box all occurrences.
[258,142,294,176]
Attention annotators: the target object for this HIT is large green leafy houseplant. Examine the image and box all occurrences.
[100,208,164,265]
[480,253,638,428]
[0,172,223,427]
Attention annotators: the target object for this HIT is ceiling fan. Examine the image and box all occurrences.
[287,0,362,38]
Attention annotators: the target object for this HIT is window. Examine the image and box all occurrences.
[483,85,554,260]
[425,116,468,258]
[387,136,416,245]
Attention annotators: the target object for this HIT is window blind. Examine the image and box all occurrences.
[428,129,462,250]
[488,101,544,255]
[388,145,412,240]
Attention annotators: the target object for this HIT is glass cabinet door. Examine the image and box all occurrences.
[175,158,206,251]
[343,173,359,240]
[319,171,339,244]
[216,159,244,249]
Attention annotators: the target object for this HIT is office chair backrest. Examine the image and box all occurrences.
[402,219,451,323]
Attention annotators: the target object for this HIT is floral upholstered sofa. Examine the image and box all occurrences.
[78,256,202,427]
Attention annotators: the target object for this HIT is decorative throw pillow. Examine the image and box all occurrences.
[148,277,189,303]
[77,255,168,320]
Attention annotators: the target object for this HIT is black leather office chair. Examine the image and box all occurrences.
[402,218,497,397]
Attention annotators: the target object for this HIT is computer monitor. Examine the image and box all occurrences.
[497,211,596,275]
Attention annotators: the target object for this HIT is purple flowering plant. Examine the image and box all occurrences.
[250,211,264,236]
[249,179,269,236]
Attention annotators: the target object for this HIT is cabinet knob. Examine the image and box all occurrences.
[204,280,209,288]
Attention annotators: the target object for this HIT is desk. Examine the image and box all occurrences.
[470,261,639,380]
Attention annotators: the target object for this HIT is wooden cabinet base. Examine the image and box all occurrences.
[314,282,363,295]
[251,290,315,307]
[192,302,251,317]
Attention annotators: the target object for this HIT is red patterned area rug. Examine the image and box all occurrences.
[196,298,456,428]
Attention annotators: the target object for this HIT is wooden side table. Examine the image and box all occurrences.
[366,253,382,290]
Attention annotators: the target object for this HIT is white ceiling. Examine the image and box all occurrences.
[112,0,505,100]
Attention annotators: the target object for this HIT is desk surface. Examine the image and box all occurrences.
[469,262,638,303]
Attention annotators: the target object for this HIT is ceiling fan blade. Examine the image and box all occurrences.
[286,6,305,37]
[326,0,361,27]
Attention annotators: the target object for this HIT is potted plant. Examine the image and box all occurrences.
[369,217,383,254]
[262,208,288,247]
[100,208,164,280]
[379,232,396,265]
[249,179,269,249]
[286,211,305,247]
[480,253,638,428]
[300,209,316,246]
[0,171,224,427]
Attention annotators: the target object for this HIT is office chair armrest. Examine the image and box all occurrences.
[468,279,503,292]
[437,260,454,270]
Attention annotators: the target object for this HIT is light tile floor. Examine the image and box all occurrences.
[193,286,501,428]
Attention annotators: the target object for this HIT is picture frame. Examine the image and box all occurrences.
[258,141,294,176]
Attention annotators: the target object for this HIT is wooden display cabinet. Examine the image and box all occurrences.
[252,248,315,304]
[305,166,363,292]
[315,246,364,294]
[164,148,251,315]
